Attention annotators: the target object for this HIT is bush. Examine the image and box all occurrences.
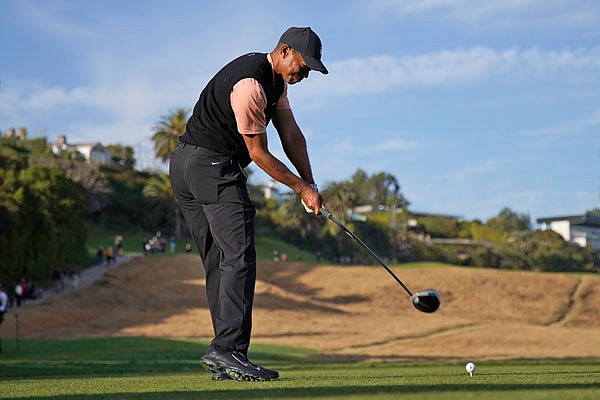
[531,247,580,272]
[0,142,88,285]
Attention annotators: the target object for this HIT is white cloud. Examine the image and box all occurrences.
[521,108,600,137]
[16,0,100,41]
[298,47,600,97]
[372,138,421,152]
[363,0,600,27]
[4,45,598,148]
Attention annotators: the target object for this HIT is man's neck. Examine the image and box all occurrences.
[267,52,280,81]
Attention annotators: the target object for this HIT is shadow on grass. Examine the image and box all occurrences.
[0,337,314,380]
[18,383,600,400]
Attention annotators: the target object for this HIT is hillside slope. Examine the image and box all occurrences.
[5,255,600,361]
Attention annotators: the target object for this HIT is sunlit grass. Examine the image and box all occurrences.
[0,338,598,400]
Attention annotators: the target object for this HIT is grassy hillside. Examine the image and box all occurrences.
[87,224,319,262]
[5,255,600,362]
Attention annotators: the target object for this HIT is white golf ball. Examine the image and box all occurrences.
[465,362,476,375]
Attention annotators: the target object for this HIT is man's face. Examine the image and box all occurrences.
[281,49,311,84]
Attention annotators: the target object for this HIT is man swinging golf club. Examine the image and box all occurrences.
[169,27,327,382]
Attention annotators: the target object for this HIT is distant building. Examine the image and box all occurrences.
[3,127,28,139]
[260,179,293,204]
[537,214,600,250]
[49,135,113,165]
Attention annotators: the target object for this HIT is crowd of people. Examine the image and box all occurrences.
[0,277,42,311]
[141,232,190,255]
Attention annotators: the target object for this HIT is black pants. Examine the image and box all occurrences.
[169,143,256,355]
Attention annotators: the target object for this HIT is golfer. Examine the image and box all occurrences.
[169,27,327,381]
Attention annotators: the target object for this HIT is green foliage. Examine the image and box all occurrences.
[417,216,459,238]
[347,169,409,207]
[585,208,600,216]
[458,219,508,242]
[151,108,190,162]
[94,166,174,233]
[486,207,532,232]
[0,139,88,285]
[106,143,136,168]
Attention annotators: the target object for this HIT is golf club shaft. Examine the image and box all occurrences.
[320,208,414,297]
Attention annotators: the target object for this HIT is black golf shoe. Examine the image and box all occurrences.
[200,347,275,382]
[211,368,279,381]
[211,372,232,381]
[257,365,279,380]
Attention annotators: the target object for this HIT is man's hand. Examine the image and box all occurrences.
[299,184,323,215]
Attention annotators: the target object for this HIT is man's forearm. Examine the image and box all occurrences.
[252,149,309,194]
[281,132,315,184]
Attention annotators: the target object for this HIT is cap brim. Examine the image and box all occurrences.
[302,54,328,74]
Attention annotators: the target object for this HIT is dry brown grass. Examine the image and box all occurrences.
[4,255,600,361]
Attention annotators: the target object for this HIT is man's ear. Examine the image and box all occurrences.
[280,44,292,59]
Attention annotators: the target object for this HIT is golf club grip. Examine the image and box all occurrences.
[320,208,413,297]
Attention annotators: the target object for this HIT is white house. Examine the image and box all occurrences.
[537,214,600,250]
[49,135,113,165]
[260,179,292,204]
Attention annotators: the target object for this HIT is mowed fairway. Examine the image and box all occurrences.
[1,255,600,399]
[1,338,599,399]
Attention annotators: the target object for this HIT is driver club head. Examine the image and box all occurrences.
[410,289,441,313]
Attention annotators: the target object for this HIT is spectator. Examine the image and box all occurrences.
[170,236,176,253]
[69,268,81,289]
[105,246,116,265]
[52,268,65,292]
[15,278,29,307]
[7,282,15,309]
[115,235,124,255]
[0,283,7,353]
[97,246,104,264]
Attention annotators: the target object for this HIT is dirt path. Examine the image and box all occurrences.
[549,277,584,326]
[25,254,136,306]
[3,255,600,362]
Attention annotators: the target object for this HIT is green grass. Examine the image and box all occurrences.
[86,225,192,256]
[0,338,599,399]
[86,224,318,262]
[256,236,318,263]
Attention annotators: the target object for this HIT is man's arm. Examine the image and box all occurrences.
[242,133,322,214]
[272,108,315,185]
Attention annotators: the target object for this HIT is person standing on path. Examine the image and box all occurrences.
[169,27,327,382]
[0,283,8,353]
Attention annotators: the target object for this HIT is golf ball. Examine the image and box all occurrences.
[465,362,476,375]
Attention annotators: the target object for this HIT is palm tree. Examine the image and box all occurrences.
[275,195,321,240]
[151,108,190,162]
[321,182,356,257]
[143,173,184,237]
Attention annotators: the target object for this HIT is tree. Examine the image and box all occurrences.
[321,182,356,258]
[586,208,600,217]
[151,108,190,162]
[106,144,136,168]
[274,196,321,241]
[348,169,409,208]
[486,207,531,233]
[142,172,184,237]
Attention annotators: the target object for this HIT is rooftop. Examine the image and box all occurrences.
[537,214,600,227]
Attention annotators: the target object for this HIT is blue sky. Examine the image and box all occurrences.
[1,0,599,222]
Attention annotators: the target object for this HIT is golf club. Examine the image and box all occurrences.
[319,207,440,313]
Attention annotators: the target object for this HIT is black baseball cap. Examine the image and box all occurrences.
[279,27,328,74]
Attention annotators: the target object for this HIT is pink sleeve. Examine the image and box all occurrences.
[276,82,291,110]
[230,78,267,135]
